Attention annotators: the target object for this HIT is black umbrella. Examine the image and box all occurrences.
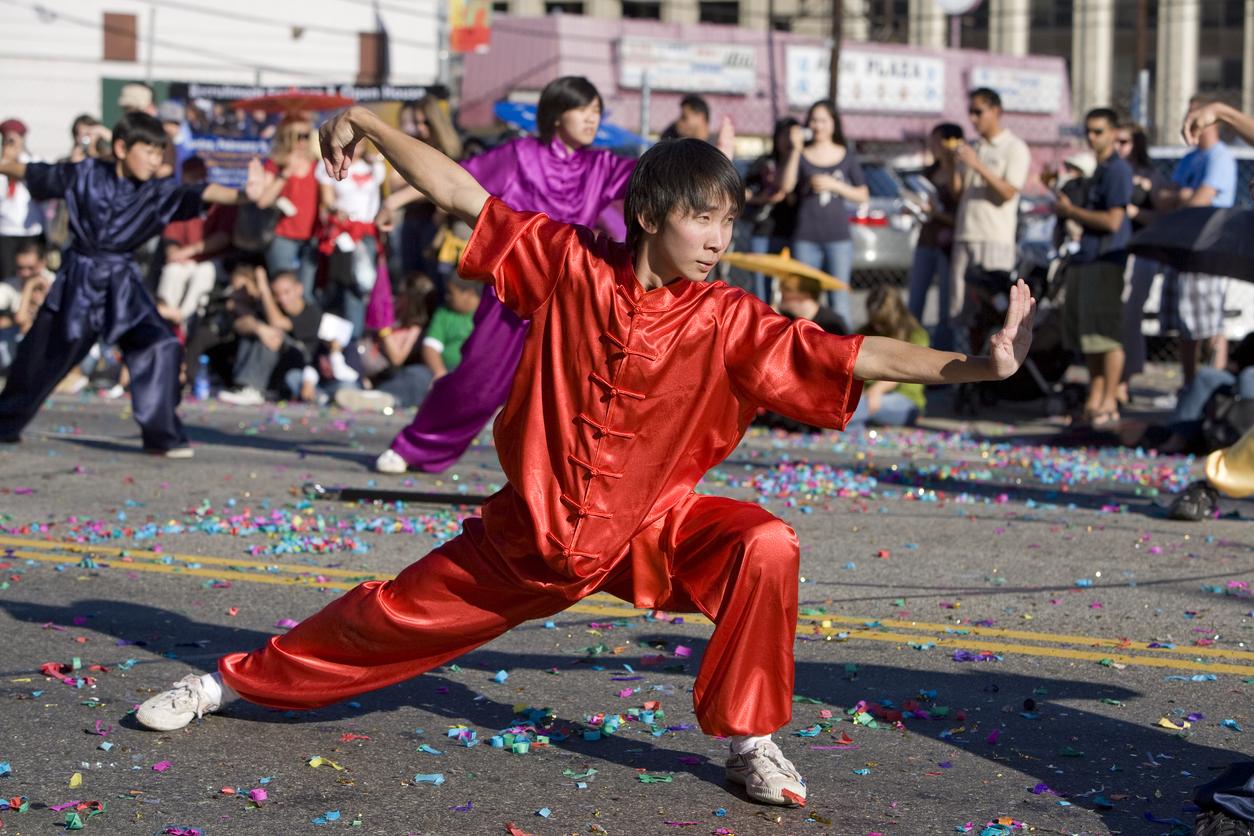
[1129,206,1254,281]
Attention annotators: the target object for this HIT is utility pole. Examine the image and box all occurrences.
[829,0,842,101]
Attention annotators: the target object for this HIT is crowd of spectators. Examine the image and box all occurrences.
[0,81,1249,453]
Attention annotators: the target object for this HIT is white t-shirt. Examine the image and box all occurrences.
[316,158,385,223]
[954,129,1031,245]
[0,279,21,313]
[0,152,44,237]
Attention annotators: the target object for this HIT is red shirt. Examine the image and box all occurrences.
[459,198,864,607]
[264,159,319,241]
[163,204,238,262]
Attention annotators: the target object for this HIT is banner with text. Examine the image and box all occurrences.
[618,38,756,95]
[787,46,945,113]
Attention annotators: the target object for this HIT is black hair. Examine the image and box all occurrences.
[969,87,1003,110]
[13,238,45,261]
[270,270,300,285]
[536,76,602,143]
[1085,107,1119,129]
[70,113,99,138]
[111,111,168,150]
[930,122,964,142]
[624,138,744,250]
[1118,120,1152,170]
[771,116,800,164]
[680,94,710,121]
[805,99,847,146]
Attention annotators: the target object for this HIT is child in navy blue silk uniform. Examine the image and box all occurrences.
[0,112,262,457]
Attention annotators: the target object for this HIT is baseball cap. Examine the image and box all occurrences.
[0,118,28,137]
[118,83,155,112]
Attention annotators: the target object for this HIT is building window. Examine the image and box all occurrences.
[698,0,738,25]
[545,1,584,13]
[103,12,137,62]
[492,1,508,13]
[1054,0,1073,27]
[770,15,791,32]
[622,0,661,18]
[358,31,385,84]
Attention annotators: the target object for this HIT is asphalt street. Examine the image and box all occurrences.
[0,394,1250,836]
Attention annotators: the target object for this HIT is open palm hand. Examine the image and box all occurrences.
[987,279,1037,380]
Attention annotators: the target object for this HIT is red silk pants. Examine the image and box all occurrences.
[219,494,799,736]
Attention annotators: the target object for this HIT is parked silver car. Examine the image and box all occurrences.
[850,162,922,286]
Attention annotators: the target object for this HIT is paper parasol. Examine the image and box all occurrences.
[719,247,848,291]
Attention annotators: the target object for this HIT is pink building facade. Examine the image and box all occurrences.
[460,16,1074,153]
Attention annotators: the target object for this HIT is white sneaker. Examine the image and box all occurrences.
[335,387,396,413]
[145,446,195,459]
[101,383,126,400]
[136,674,221,731]
[328,351,360,383]
[375,448,408,474]
[218,387,266,407]
[725,738,807,806]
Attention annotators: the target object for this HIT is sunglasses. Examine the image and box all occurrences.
[1086,127,1107,136]
[292,131,311,140]
[1114,137,1132,144]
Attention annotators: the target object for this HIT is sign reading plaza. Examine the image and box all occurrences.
[786,46,945,113]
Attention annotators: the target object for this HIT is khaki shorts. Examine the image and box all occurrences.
[1063,259,1126,355]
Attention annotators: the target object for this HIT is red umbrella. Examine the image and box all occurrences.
[230,90,354,114]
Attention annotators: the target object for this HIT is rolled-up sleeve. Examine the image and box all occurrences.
[722,292,864,429]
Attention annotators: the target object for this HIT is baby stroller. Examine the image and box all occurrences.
[952,250,1081,418]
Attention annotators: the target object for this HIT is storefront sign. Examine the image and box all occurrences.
[969,67,1063,114]
[618,37,756,94]
[787,46,944,113]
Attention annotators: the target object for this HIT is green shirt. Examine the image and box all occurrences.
[864,326,929,412]
[423,307,475,370]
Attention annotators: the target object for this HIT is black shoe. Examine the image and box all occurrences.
[0,435,19,444]
[1168,481,1220,522]
[1194,809,1254,836]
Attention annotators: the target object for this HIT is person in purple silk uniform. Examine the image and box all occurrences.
[372,77,637,474]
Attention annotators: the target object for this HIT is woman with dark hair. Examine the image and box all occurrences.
[781,100,868,327]
[906,122,963,350]
[1116,120,1169,398]
[743,117,801,301]
[374,75,640,474]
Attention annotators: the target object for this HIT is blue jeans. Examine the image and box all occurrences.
[1169,366,1254,436]
[791,238,853,326]
[323,236,378,339]
[266,235,319,301]
[906,245,954,352]
[749,234,785,302]
[847,391,920,427]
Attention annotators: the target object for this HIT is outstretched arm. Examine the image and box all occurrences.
[853,280,1036,384]
[202,158,266,205]
[321,106,487,226]
[0,159,27,180]
[1184,102,1254,146]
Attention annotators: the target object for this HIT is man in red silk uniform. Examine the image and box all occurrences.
[139,105,1037,808]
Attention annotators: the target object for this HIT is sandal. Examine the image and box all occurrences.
[1090,410,1121,430]
[1167,481,1220,522]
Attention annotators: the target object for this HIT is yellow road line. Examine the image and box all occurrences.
[11,543,1254,676]
[0,535,377,579]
